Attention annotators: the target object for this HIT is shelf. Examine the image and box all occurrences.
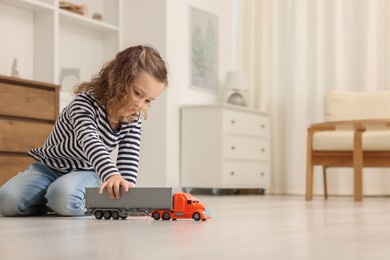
[0,0,54,12]
[59,9,118,32]
[0,0,120,93]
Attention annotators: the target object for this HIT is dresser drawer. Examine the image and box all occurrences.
[223,136,270,161]
[0,119,52,153]
[0,155,34,185]
[223,109,269,137]
[0,82,57,120]
[222,161,269,186]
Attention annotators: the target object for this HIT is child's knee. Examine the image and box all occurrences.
[0,189,23,216]
[45,185,86,216]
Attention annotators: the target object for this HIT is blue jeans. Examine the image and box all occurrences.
[0,162,101,216]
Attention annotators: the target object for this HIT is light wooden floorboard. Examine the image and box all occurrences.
[1,194,390,260]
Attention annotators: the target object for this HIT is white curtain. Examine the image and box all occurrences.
[239,0,390,195]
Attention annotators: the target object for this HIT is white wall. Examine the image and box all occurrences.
[121,0,236,187]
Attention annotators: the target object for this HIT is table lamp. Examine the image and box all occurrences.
[225,71,249,106]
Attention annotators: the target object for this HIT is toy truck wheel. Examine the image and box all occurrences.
[192,212,201,221]
[152,212,160,220]
[94,210,103,219]
[162,212,171,220]
[103,211,111,219]
[111,211,120,220]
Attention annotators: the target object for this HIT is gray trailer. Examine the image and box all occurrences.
[85,187,174,219]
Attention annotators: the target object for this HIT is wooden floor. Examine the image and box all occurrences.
[1,194,390,259]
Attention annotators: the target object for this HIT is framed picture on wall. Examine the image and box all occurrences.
[190,7,218,92]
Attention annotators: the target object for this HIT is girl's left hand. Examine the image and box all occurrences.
[98,174,135,199]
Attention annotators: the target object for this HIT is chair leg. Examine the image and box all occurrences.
[323,166,328,200]
[306,128,314,200]
[306,163,314,200]
[353,126,364,201]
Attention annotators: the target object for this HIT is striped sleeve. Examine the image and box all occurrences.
[69,97,120,182]
[116,119,142,184]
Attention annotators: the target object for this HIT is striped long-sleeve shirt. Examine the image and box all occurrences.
[28,92,142,184]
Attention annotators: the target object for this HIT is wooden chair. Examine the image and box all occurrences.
[306,91,390,201]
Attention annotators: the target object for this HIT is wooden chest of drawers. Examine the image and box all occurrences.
[0,75,59,185]
[181,105,271,194]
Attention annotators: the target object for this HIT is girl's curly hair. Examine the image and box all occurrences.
[74,45,168,122]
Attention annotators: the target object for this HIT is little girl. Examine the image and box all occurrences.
[0,45,168,216]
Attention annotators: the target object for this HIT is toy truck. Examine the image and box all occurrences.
[85,187,211,221]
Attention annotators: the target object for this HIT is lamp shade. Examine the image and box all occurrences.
[224,71,249,91]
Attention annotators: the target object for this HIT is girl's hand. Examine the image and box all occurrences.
[98,174,136,199]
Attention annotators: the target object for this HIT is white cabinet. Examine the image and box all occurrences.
[181,105,271,193]
[0,0,121,110]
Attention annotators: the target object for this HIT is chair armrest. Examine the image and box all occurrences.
[307,119,390,153]
[309,119,390,133]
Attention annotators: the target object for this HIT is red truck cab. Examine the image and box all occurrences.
[151,192,211,221]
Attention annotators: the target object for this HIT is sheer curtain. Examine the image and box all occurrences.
[239,0,390,195]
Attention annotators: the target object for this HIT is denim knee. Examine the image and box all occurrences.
[0,187,47,216]
[0,188,20,216]
[0,163,57,216]
[44,170,101,216]
[45,185,86,216]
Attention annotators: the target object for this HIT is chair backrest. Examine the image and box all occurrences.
[325,90,390,121]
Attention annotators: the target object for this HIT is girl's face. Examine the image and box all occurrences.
[123,71,165,117]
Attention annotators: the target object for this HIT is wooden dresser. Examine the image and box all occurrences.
[0,75,59,186]
[181,105,271,194]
